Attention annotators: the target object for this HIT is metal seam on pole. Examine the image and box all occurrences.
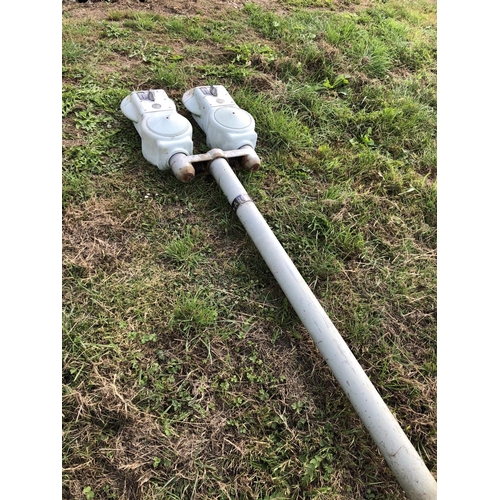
[231,193,253,212]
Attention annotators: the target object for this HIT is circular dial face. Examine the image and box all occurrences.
[213,107,252,130]
[146,113,190,137]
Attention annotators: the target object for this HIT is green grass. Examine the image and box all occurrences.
[62,0,437,498]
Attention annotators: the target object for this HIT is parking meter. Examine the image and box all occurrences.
[182,85,257,151]
[120,89,195,182]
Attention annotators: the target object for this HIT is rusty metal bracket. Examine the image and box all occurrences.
[170,147,261,181]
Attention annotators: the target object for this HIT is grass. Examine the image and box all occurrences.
[62,0,437,498]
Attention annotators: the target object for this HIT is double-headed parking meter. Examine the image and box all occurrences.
[121,86,261,179]
[120,89,195,182]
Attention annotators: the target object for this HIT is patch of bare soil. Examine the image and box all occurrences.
[62,0,366,21]
[62,0,292,20]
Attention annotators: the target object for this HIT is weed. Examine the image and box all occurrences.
[225,42,276,66]
[153,62,189,89]
[244,4,284,40]
[83,486,95,500]
[62,40,90,64]
[161,225,208,271]
[123,13,160,31]
[102,21,130,39]
[234,90,313,151]
[324,14,360,46]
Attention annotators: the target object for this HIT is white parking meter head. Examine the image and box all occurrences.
[182,85,257,151]
[120,89,195,182]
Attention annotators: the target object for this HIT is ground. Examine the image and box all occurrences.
[62,0,365,19]
[62,1,437,498]
[63,0,289,18]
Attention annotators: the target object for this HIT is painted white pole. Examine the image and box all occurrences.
[209,157,437,500]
